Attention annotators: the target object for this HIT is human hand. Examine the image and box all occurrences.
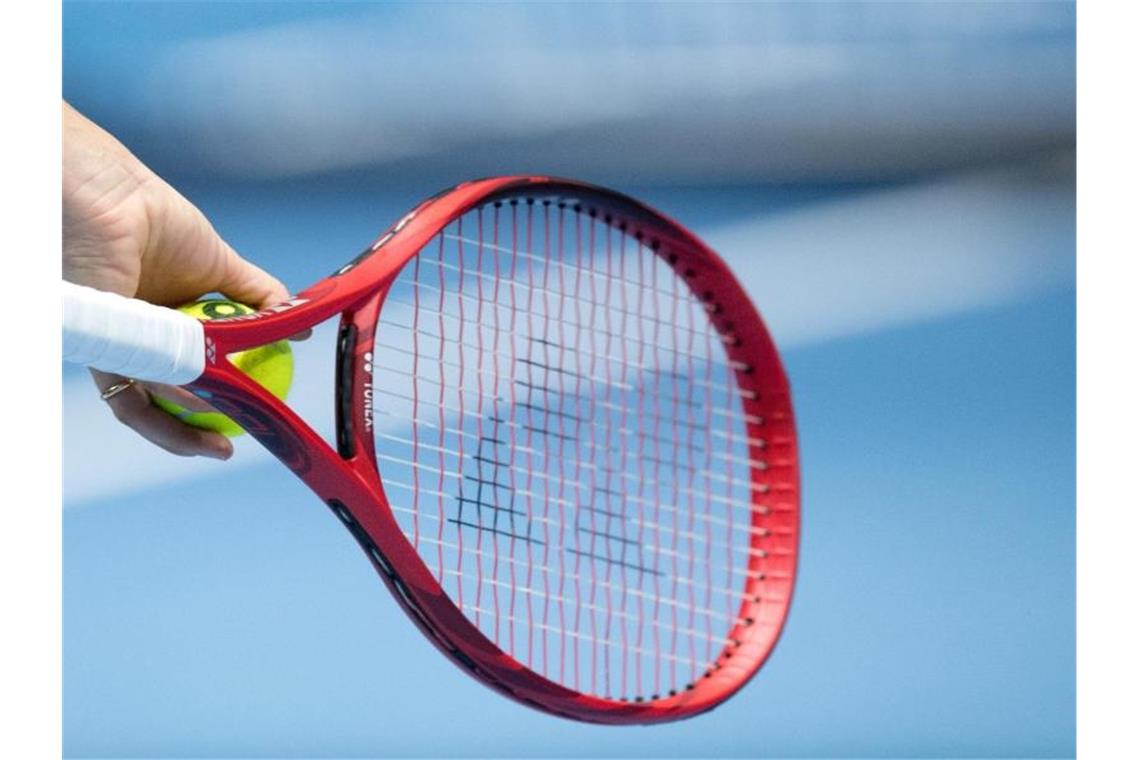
[63,102,289,460]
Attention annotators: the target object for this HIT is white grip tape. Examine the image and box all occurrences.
[62,282,206,385]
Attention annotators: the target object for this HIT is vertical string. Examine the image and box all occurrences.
[571,209,592,692]
[435,229,450,603]
[633,239,650,697]
[646,228,674,697]
[411,252,421,555]
[588,210,606,697]
[552,203,571,686]
[723,309,737,628]
[666,261,681,689]
[702,294,717,667]
[474,208,499,645]
[455,217,474,622]
[521,202,537,669]
[612,228,632,698]
[681,267,699,682]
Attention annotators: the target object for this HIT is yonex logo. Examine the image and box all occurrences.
[361,351,374,432]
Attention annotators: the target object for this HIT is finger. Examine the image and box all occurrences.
[127,402,234,460]
[210,240,316,342]
[213,240,290,310]
[140,382,216,413]
[91,370,233,460]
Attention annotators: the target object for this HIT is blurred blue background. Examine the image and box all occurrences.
[63,2,1075,758]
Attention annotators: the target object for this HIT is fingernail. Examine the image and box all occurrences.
[205,443,233,461]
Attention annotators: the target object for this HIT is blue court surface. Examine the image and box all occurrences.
[63,3,1075,758]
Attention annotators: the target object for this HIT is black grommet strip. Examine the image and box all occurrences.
[335,323,358,459]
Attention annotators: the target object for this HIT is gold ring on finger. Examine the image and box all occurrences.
[99,379,136,401]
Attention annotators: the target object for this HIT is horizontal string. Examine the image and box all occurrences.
[372,404,772,511]
[440,224,692,304]
[408,247,727,344]
[372,318,749,414]
[459,602,711,675]
[440,568,737,647]
[440,224,701,325]
[379,466,770,561]
[372,358,766,465]
[378,441,767,535]
[373,341,761,437]
[377,430,771,537]
[376,463,769,587]
[406,528,757,624]
[373,396,770,497]
[384,283,748,380]
[378,369,725,458]
[382,291,748,379]
[378,432,770,535]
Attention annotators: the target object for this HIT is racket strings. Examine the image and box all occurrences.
[444,229,699,303]
[371,381,767,473]
[376,300,749,393]
[377,490,777,601]
[419,241,737,344]
[374,199,769,700]
[375,437,775,553]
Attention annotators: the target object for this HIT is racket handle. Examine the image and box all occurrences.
[62,282,206,385]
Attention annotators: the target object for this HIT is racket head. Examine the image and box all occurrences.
[190,177,798,724]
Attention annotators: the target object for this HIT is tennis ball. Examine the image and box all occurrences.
[152,299,294,437]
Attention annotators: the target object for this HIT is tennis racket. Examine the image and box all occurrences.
[63,176,799,724]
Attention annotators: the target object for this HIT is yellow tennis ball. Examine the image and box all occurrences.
[152,299,294,437]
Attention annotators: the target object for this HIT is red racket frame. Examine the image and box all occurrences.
[187,176,799,724]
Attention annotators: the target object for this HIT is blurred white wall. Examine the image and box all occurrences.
[69,2,1074,183]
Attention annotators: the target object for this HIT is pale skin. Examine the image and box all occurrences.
[63,102,290,460]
